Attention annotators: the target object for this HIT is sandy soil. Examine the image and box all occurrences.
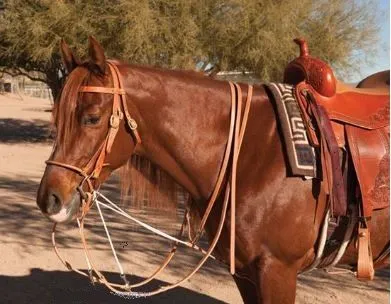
[0,94,389,303]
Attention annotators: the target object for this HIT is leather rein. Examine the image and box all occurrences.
[46,60,254,295]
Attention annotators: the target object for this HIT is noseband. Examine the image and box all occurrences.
[46,61,141,215]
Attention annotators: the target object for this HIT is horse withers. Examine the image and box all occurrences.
[36,37,389,303]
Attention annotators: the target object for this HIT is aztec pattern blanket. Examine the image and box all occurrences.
[265,83,316,178]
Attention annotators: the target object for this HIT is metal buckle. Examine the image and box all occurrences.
[328,216,341,227]
[128,118,138,130]
[110,115,120,128]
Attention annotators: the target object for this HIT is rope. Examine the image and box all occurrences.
[51,189,219,295]
[95,196,127,278]
[96,192,214,257]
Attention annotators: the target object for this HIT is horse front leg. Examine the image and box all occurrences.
[255,256,299,304]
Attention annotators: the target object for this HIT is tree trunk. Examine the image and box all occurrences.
[45,68,64,102]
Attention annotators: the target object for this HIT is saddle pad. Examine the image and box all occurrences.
[265,83,316,177]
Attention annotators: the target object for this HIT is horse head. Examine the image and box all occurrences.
[37,37,137,223]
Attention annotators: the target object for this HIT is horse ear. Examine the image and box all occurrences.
[60,39,80,73]
[88,36,106,74]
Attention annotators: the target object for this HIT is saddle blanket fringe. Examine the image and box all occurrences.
[265,83,316,177]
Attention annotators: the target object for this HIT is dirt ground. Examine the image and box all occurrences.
[0,94,389,303]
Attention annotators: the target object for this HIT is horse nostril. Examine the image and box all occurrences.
[46,191,63,215]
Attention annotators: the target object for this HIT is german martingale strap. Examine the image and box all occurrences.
[265,83,316,178]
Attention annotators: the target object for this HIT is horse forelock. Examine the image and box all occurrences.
[52,67,91,153]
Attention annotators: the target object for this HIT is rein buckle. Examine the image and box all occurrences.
[128,118,138,130]
[110,114,121,128]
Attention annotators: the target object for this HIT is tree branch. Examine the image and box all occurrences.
[0,67,47,84]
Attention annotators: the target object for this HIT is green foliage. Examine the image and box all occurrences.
[0,0,382,97]
[198,0,382,80]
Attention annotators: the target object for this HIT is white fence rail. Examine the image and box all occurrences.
[0,75,53,101]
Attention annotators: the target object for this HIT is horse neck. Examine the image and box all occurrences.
[122,65,232,200]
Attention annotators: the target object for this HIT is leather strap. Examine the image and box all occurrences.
[79,61,141,150]
[191,83,253,275]
[230,83,253,274]
[305,90,347,216]
[357,225,375,280]
[79,87,126,95]
[373,242,390,267]
[194,83,238,237]
[109,62,142,143]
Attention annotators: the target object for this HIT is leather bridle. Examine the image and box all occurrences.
[46,61,141,214]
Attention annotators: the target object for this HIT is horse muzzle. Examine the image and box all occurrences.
[37,188,82,223]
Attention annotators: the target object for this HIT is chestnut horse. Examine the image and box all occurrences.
[36,37,389,303]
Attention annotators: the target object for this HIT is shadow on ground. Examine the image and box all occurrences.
[0,268,226,304]
[0,118,53,143]
[0,121,388,304]
[0,174,226,278]
[298,268,389,293]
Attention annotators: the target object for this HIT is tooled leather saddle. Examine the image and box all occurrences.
[284,38,389,280]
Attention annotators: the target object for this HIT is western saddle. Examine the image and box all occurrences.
[284,38,389,280]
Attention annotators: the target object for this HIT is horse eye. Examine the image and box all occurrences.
[82,115,101,126]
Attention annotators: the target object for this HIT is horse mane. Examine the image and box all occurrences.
[119,155,190,216]
[52,66,91,153]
